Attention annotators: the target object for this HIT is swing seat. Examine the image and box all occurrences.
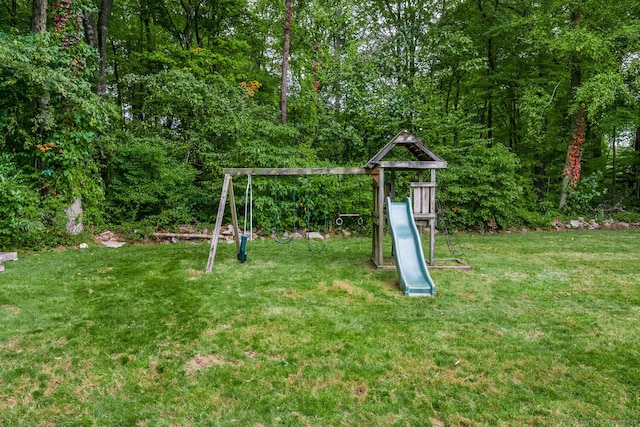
[237,235,248,263]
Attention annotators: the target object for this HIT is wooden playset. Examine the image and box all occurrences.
[206,130,470,273]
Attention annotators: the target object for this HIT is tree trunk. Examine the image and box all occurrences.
[486,35,494,141]
[31,0,47,33]
[96,0,113,95]
[559,9,583,210]
[83,11,98,48]
[83,0,113,95]
[9,0,18,26]
[111,39,123,108]
[611,128,616,204]
[280,0,294,124]
[332,6,343,111]
[32,0,48,137]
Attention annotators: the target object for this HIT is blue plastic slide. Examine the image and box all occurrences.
[386,197,436,296]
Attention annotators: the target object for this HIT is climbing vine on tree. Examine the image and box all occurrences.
[564,106,586,188]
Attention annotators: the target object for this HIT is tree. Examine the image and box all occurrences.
[280,0,294,124]
[83,0,113,95]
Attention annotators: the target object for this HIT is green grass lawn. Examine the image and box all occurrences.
[1,230,639,426]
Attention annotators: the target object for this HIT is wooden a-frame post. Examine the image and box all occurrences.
[206,174,241,273]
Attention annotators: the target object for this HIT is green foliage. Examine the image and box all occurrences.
[0,153,92,249]
[562,172,605,217]
[437,139,524,230]
[4,0,640,238]
[0,32,111,247]
[0,155,45,249]
[612,210,640,223]
[103,134,204,227]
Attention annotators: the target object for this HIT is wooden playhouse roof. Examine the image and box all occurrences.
[365,130,446,170]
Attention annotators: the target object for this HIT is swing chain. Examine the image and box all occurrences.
[243,175,252,239]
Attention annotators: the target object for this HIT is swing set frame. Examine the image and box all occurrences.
[206,167,369,273]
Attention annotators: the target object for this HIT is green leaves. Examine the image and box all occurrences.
[437,140,524,230]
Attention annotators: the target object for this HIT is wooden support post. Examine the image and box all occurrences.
[389,170,396,201]
[371,174,377,263]
[429,169,437,266]
[206,174,232,273]
[377,168,385,267]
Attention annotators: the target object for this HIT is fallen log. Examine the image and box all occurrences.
[152,233,213,239]
[0,252,18,273]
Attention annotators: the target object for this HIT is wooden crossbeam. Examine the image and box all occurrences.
[374,161,447,170]
[222,167,370,176]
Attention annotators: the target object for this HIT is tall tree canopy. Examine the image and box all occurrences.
[1,0,640,247]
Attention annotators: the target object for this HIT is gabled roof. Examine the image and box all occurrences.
[365,130,447,170]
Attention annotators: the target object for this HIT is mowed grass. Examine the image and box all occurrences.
[0,230,639,426]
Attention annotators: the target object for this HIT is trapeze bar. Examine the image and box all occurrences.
[222,167,371,176]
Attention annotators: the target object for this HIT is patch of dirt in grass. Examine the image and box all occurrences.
[51,336,68,347]
[74,377,99,402]
[352,383,369,401]
[203,324,231,337]
[332,280,374,301]
[525,330,543,340]
[291,411,312,427]
[1,304,20,317]
[186,268,204,281]
[185,354,241,376]
[309,372,344,395]
[458,292,476,301]
[44,375,63,397]
[379,279,403,297]
[0,337,23,353]
[333,279,356,292]
[0,397,18,411]
[281,288,304,300]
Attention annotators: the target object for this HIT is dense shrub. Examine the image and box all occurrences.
[436,139,524,230]
[612,210,640,223]
[104,135,204,228]
[0,156,45,248]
